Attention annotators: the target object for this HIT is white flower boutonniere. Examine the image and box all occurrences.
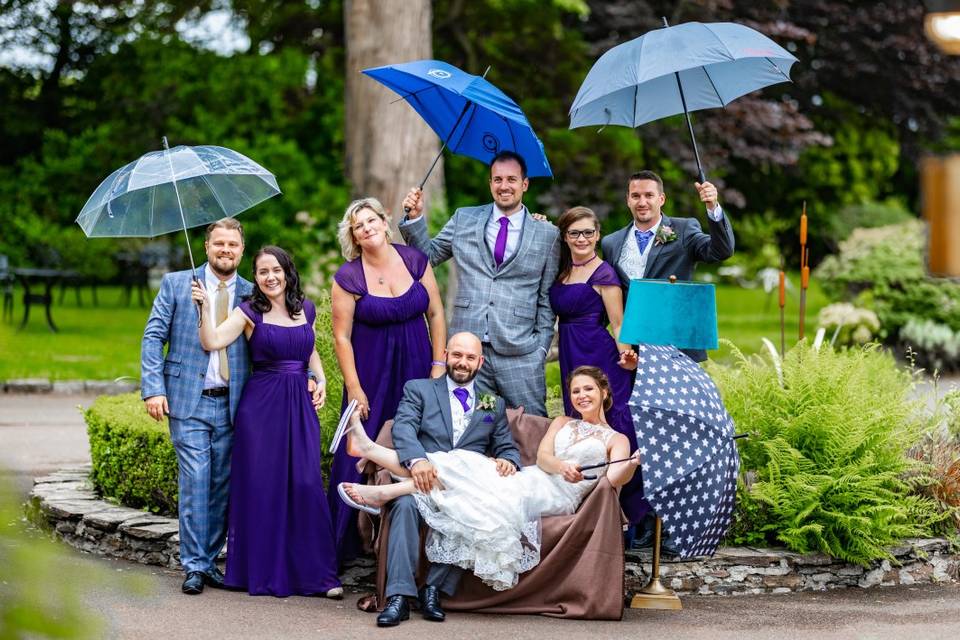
[655,224,678,246]
[477,394,498,412]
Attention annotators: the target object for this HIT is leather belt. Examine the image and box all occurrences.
[201,387,229,397]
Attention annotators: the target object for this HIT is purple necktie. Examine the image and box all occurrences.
[452,387,470,412]
[494,216,510,267]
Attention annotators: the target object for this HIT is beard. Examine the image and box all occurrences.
[446,362,478,384]
[208,256,239,278]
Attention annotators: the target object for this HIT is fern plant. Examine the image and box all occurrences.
[707,342,945,564]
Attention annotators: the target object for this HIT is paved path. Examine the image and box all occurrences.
[2,393,959,640]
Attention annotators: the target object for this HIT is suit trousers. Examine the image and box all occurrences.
[168,394,233,574]
[385,495,463,598]
[476,343,548,417]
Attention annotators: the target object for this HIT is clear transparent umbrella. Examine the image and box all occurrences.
[76,138,281,272]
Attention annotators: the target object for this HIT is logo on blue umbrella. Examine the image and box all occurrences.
[482,133,500,153]
[427,69,452,79]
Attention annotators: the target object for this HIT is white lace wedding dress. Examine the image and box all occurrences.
[413,420,615,591]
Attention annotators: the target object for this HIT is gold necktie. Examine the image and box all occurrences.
[215,281,230,381]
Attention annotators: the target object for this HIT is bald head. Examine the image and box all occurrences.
[445,332,484,384]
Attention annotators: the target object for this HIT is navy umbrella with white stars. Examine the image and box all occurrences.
[628,343,740,559]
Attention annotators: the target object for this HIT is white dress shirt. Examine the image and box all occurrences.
[447,376,476,445]
[618,206,724,280]
[485,205,526,266]
[203,264,237,390]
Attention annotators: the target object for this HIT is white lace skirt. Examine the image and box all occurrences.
[414,449,543,591]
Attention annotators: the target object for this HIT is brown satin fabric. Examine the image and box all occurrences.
[361,408,625,620]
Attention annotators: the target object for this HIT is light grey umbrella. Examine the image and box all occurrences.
[76,138,280,273]
[569,19,798,182]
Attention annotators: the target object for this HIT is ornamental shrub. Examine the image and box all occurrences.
[708,342,945,564]
[817,302,880,347]
[314,287,343,479]
[85,393,178,516]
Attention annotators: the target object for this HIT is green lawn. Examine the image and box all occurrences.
[714,277,830,362]
[1,278,830,381]
[1,286,151,381]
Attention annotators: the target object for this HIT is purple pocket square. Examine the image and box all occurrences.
[482,414,494,423]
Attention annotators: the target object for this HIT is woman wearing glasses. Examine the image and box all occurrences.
[549,207,647,523]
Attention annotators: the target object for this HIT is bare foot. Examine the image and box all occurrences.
[345,413,372,460]
[342,483,389,509]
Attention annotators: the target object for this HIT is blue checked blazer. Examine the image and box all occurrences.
[141,264,253,421]
[400,204,560,357]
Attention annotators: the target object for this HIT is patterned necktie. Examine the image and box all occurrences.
[452,387,470,413]
[634,229,654,255]
[215,281,230,381]
[494,216,510,267]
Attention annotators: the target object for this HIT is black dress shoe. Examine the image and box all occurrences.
[182,571,204,595]
[418,585,446,622]
[203,566,226,589]
[660,537,681,558]
[376,595,410,627]
[630,526,655,550]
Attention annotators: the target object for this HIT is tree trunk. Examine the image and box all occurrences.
[344,0,445,233]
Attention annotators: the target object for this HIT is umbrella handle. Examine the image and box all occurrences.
[193,275,204,328]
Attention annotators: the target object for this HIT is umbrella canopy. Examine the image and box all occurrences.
[569,20,797,181]
[363,59,552,179]
[76,145,280,238]
[628,343,740,559]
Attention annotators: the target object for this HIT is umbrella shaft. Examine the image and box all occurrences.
[674,71,707,184]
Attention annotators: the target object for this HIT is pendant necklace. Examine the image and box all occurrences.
[572,254,597,267]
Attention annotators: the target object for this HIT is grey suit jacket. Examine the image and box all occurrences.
[400,204,560,356]
[390,377,521,470]
[601,213,735,362]
[141,264,253,421]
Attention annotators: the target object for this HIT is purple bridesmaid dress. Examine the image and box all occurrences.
[548,260,650,524]
[224,298,341,596]
[327,243,432,564]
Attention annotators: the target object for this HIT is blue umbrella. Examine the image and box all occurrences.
[569,19,798,182]
[362,59,552,203]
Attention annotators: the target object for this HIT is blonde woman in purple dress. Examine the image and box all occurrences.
[329,197,446,563]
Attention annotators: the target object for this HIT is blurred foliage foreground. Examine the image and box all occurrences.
[1,485,105,639]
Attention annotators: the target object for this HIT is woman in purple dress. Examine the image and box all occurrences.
[193,246,341,598]
[548,206,647,524]
[329,197,446,563]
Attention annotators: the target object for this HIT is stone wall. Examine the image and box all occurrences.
[3,379,138,394]
[625,541,960,595]
[32,466,959,596]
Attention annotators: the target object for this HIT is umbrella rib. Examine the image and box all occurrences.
[451,102,479,152]
[504,115,517,152]
[765,56,793,82]
[200,173,231,217]
[701,65,725,105]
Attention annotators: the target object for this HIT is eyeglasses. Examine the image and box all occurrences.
[565,229,597,239]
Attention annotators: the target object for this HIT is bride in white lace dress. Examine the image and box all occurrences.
[338,366,640,591]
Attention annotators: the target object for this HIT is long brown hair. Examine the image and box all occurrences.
[556,206,600,284]
[567,365,613,412]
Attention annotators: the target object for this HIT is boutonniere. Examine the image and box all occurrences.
[655,224,678,245]
[477,394,498,412]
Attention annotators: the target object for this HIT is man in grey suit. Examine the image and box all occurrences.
[401,151,560,417]
[141,219,252,595]
[601,170,735,363]
[377,332,521,627]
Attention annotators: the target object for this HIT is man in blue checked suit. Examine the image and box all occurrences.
[141,218,252,595]
[401,151,560,417]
